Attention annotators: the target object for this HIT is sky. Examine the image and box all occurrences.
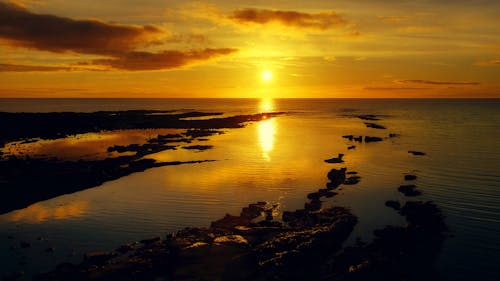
[0,0,499,98]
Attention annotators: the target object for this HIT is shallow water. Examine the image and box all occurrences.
[0,98,499,280]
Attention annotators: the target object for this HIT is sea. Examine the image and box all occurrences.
[0,98,499,280]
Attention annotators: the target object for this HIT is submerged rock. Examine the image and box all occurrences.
[405,174,417,181]
[344,176,361,185]
[385,200,401,210]
[364,136,383,143]
[324,153,344,163]
[398,184,422,196]
[408,150,426,156]
[364,122,386,129]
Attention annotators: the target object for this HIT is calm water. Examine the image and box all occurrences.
[0,99,499,280]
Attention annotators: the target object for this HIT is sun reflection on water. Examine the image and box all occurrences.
[258,98,276,161]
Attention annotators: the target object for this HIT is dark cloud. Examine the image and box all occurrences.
[0,63,72,72]
[0,2,237,71]
[398,79,480,85]
[92,48,237,71]
[229,8,347,30]
[364,87,429,91]
[0,1,161,54]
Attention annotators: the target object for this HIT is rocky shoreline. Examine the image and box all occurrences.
[0,111,284,214]
[2,111,447,281]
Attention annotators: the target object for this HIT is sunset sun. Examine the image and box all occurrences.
[261,70,273,82]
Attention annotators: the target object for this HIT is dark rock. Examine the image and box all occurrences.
[364,136,383,143]
[326,168,347,189]
[347,145,356,150]
[324,153,344,163]
[385,200,401,210]
[389,133,400,138]
[83,251,117,265]
[241,202,266,219]
[353,136,363,142]
[408,150,426,156]
[181,145,213,151]
[398,184,422,196]
[2,271,24,281]
[364,122,386,129]
[344,176,361,185]
[346,171,358,175]
[357,114,380,121]
[304,199,322,211]
[140,237,161,245]
[405,174,417,181]
[342,135,354,141]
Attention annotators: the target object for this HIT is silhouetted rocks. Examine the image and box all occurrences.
[344,176,361,185]
[327,168,347,189]
[305,199,322,211]
[182,145,213,151]
[348,145,356,150]
[398,184,422,196]
[36,204,357,281]
[0,157,214,214]
[343,135,383,143]
[357,114,380,121]
[327,201,446,281]
[408,150,426,156]
[405,174,417,181]
[385,200,401,210]
[364,136,383,143]
[343,135,362,142]
[325,153,344,163]
[364,122,386,129]
[0,111,284,214]
[389,133,400,138]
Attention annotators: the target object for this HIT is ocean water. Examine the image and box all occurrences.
[0,98,499,280]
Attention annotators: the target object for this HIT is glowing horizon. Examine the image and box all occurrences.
[0,0,499,98]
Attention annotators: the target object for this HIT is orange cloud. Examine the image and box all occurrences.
[0,63,73,72]
[378,16,411,23]
[229,8,348,30]
[92,48,238,71]
[0,1,237,71]
[0,1,162,55]
[475,59,500,66]
[398,79,480,85]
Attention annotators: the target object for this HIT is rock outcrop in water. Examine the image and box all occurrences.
[0,111,285,214]
[35,203,358,281]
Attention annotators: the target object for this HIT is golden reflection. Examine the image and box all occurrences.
[258,119,276,161]
[259,98,275,112]
[4,201,89,223]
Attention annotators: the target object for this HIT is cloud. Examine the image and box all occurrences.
[229,8,348,30]
[0,63,73,72]
[398,79,480,85]
[92,48,237,71]
[475,59,500,66]
[364,87,430,91]
[0,2,237,71]
[378,16,411,23]
[0,1,162,55]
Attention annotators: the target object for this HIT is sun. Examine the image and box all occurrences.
[261,70,273,82]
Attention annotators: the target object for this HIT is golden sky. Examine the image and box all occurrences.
[1,0,499,98]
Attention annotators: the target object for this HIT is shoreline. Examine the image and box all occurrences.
[2,111,448,281]
[0,111,284,214]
